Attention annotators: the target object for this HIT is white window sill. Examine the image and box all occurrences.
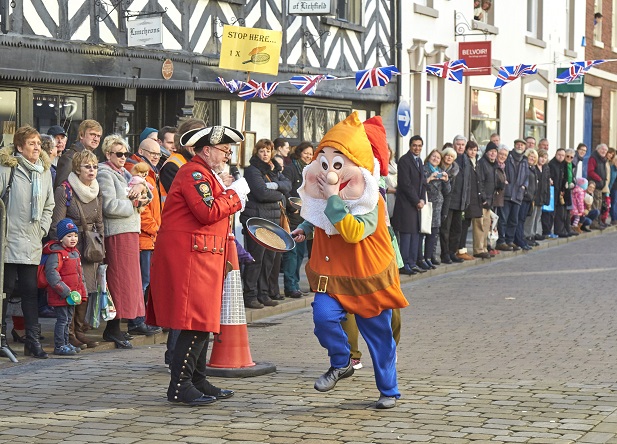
[564,49,577,58]
[413,4,439,18]
[525,35,546,48]
[594,40,605,48]
[472,20,499,35]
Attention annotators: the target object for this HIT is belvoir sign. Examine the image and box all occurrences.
[288,0,335,15]
[458,41,492,76]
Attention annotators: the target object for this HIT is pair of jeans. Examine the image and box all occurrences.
[282,239,306,292]
[399,232,420,267]
[129,250,153,330]
[497,200,520,244]
[54,305,75,349]
[515,201,531,247]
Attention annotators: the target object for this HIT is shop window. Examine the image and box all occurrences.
[33,93,84,143]
[470,89,499,148]
[278,104,351,144]
[193,100,216,126]
[0,90,17,147]
[524,96,547,141]
[337,0,361,25]
[279,108,300,139]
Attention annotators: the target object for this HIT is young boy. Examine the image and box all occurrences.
[45,218,88,356]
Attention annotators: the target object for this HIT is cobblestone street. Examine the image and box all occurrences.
[1,232,617,443]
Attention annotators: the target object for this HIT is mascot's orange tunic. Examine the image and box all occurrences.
[306,197,407,318]
[146,155,242,333]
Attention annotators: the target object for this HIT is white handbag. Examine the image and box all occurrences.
[420,193,433,235]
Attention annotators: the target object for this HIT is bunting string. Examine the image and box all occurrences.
[213,58,617,100]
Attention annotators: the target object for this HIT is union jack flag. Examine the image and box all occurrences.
[425,59,468,83]
[217,77,244,93]
[554,59,606,84]
[289,74,337,95]
[355,65,399,90]
[493,64,537,89]
[237,80,280,100]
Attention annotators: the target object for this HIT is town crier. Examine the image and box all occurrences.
[147,125,249,406]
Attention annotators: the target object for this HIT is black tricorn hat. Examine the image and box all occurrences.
[180,126,244,148]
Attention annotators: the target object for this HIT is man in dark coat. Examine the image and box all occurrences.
[546,148,570,237]
[54,119,103,187]
[445,135,471,263]
[391,135,427,275]
[496,139,529,251]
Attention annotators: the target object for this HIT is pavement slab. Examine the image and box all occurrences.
[2,231,617,442]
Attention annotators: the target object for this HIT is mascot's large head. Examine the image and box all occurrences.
[298,112,380,234]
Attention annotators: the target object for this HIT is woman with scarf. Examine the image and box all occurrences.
[241,138,292,309]
[564,149,577,235]
[97,135,151,348]
[50,150,104,349]
[422,149,450,267]
[515,149,539,250]
[282,141,313,298]
[0,125,55,358]
[437,146,459,264]
[525,149,551,242]
[459,141,487,259]
[494,147,508,248]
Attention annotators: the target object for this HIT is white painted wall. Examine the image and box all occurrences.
[387,0,587,158]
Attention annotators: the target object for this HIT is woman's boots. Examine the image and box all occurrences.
[24,323,48,359]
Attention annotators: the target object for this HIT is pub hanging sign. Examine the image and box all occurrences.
[289,0,335,16]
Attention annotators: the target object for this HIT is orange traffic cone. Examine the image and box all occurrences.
[207,234,276,377]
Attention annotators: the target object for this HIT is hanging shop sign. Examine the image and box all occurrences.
[458,41,492,76]
[556,68,584,93]
[127,16,163,47]
[219,25,283,76]
[288,0,335,15]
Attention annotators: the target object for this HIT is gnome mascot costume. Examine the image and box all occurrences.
[292,112,408,409]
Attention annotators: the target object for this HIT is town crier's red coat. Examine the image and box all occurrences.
[146,155,242,333]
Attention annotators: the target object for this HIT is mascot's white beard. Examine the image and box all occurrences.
[298,166,380,236]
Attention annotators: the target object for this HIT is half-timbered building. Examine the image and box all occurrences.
[0,0,397,154]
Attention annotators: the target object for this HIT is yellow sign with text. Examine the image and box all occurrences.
[219,25,283,76]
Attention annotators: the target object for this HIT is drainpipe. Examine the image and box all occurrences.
[395,0,402,158]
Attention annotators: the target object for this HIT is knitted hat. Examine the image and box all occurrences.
[363,116,389,176]
[316,112,374,172]
[484,141,498,153]
[139,127,158,144]
[56,218,78,241]
[576,177,588,190]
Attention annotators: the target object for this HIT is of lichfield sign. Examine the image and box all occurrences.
[288,0,335,15]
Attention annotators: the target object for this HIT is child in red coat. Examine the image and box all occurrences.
[45,218,87,356]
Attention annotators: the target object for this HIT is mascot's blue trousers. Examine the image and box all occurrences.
[312,292,400,398]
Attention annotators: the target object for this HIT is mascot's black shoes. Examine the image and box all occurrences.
[314,360,355,392]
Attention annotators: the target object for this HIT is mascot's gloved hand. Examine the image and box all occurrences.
[228,177,250,211]
[265,182,279,190]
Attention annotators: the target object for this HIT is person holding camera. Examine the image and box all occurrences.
[421,149,450,268]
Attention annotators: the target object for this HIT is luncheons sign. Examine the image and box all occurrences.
[128,16,163,47]
[288,0,335,15]
[458,41,492,76]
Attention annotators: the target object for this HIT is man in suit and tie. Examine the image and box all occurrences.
[392,135,427,275]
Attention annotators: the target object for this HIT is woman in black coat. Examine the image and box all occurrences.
[281,142,314,298]
[240,139,291,309]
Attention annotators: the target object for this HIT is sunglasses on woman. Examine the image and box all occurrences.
[111,151,129,158]
[81,164,98,170]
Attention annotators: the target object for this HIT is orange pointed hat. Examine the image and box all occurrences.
[316,111,374,172]
[363,115,389,176]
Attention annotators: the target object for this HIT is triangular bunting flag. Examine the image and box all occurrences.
[355,65,399,90]
[494,64,538,89]
[425,59,468,83]
[289,74,337,96]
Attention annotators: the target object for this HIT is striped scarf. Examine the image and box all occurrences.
[15,153,44,221]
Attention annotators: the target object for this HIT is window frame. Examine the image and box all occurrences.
[470,88,500,148]
[336,0,362,25]
[523,95,547,141]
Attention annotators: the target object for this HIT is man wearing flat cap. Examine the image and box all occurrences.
[147,125,250,406]
[47,125,67,165]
